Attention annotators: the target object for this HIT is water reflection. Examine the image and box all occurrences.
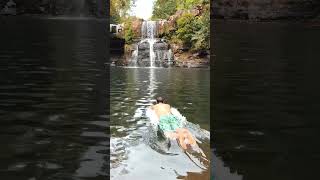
[110,67,210,179]
[213,20,320,180]
[0,17,108,179]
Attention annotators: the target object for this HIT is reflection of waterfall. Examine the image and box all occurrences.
[128,21,174,67]
[148,68,156,97]
[131,68,157,122]
[111,68,159,173]
[131,68,157,120]
[110,68,211,178]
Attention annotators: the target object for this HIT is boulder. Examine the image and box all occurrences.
[153,41,169,50]
[138,41,149,50]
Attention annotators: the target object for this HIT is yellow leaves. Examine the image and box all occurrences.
[110,0,132,18]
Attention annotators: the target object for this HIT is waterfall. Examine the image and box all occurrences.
[128,20,173,67]
[142,21,157,67]
[167,49,173,64]
[149,39,156,67]
[141,21,157,39]
[130,47,138,67]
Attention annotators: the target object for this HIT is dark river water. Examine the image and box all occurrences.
[110,67,210,180]
[0,17,108,179]
[213,20,320,180]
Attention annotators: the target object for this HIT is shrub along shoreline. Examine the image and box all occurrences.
[152,0,210,67]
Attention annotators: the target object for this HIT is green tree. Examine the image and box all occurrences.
[191,3,210,50]
[124,26,134,43]
[152,0,177,20]
[158,0,210,51]
[122,16,141,44]
[176,0,206,9]
[175,13,197,48]
[110,0,135,24]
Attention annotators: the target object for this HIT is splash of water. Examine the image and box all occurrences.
[145,107,210,140]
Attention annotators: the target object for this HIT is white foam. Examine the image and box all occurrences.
[145,108,159,126]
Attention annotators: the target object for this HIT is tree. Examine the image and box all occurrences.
[156,0,210,51]
[176,0,205,9]
[175,13,197,47]
[191,3,210,50]
[152,0,177,20]
[110,0,135,23]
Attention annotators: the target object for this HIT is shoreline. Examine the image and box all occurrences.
[110,55,210,69]
[111,64,210,69]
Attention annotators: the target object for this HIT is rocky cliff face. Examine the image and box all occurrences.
[131,18,143,38]
[0,0,107,17]
[212,0,320,20]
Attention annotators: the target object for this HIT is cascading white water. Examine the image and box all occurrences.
[129,20,173,67]
[130,48,138,67]
[142,21,157,39]
[142,21,157,67]
[149,39,156,67]
[167,49,173,64]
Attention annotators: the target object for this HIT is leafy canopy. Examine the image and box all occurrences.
[152,0,177,20]
[152,0,210,51]
[110,0,136,24]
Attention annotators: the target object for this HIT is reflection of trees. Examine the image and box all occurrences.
[162,69,210,130]
[111,67,210,129]
[110,68,142,136]
[111,68,210,129]
[0,18,109,178]
[213,22,320,180]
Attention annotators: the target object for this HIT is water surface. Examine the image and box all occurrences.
[213,20,320,180]
[0,17,108,179]
[110,67,210,180]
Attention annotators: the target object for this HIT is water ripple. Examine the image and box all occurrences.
[110,67,210,179]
